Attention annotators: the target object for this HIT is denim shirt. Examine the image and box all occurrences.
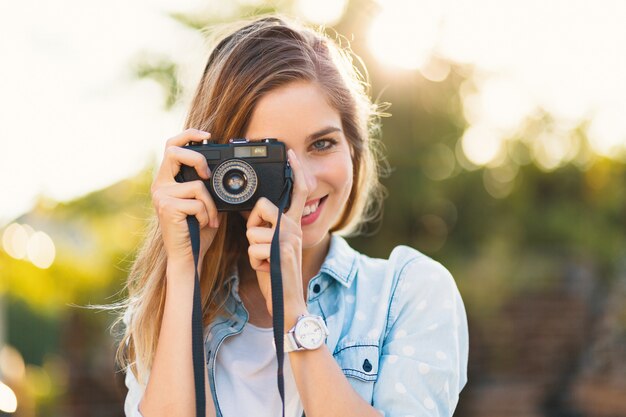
[124,234,469,417]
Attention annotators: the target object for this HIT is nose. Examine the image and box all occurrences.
[292,152,318,196]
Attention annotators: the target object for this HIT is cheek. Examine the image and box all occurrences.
[335,156,354,195]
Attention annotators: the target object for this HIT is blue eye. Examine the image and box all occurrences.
[311,138,337,152]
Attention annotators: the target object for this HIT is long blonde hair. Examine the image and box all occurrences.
[115,15,388,384]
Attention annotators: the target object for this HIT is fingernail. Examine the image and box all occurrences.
[202,131,211,137]
[207,167,212,178]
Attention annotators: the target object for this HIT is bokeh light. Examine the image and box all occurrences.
[530,130,580,172]
[26,231,56,269]
[422,144,456,181]
[26,364,52,398]
[483,167,515,199]
[461,125,504,166]
[419,55,451,82]
[2,223,29,260]
[0,345,26,383]
[0,380,17,413]
[2,223,56,269]
[418,214,448,253]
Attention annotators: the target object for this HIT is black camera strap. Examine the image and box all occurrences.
[186,214,206,417]
[186,163,292,417]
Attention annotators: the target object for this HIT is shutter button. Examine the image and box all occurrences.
[363,359,372,372]
[313,283,321,294]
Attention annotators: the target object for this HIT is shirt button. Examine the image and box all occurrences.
[313,284,321,294]
[363,359,372,373]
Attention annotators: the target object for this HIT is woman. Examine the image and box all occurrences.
[119,15,468,417]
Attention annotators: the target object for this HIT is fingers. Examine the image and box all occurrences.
[285,149,308,222]
[156,196,210,228]
[153,180,219,228]
[246,197,279,229]
[160,145,211,183]
[246,226,274,244]
[156,129,212,184]
[166,128,211,147]
[248,243,271,273]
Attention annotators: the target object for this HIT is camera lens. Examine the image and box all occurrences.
[212,159,258,204]
[223,170,247,194]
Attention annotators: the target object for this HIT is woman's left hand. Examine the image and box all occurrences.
[245,149,310,328]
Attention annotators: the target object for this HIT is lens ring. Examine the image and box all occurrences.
[212,159,257,204]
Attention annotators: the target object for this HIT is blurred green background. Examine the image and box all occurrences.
[2,1,626,416]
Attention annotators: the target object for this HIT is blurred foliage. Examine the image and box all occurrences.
[2,165,154,313]
[134,59,182,110]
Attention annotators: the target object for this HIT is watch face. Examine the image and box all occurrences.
[295,317,326,349]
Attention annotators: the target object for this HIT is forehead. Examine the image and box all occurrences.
[245,81,342,141]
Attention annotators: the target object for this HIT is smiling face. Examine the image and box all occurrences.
[242,80,354,250]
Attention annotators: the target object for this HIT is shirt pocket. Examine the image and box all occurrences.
[333,343,380,402]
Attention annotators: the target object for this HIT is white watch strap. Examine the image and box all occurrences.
[284,331,300,352]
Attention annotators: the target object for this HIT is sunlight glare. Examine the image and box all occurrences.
[368,0,443,70]
[587,103,626,160]
[478,76,535,134]
[420,55,451,82]
[296,0,347,25]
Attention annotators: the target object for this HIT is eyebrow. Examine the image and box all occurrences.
[306,126,342,142]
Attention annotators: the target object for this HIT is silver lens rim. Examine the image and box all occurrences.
[212,159,258,204]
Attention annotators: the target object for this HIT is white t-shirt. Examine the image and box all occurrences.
[215,321,304,417]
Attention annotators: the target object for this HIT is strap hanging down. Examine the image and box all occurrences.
[270,168,293,417]
[187,215,205,417]
[187,163,292,417]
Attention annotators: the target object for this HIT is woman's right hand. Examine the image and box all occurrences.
[151,129,220,269]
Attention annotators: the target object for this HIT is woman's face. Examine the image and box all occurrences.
[242,80,354,250]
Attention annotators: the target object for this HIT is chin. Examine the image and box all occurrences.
[301,226,330,250]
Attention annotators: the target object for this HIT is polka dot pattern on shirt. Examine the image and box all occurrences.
[424,397,436,409]
[418,362,430,374]
[402,345,415,356]
[395,382,407,394]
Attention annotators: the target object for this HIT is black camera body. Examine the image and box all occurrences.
[175,138,292,211]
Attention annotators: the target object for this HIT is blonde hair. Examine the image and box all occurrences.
[115,15,388,384]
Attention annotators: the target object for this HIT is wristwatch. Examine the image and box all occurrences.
[284,314,329,352]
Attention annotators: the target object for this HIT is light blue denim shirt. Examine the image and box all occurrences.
[124,233,469,417]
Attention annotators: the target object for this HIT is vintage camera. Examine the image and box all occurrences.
[175,138,292,211]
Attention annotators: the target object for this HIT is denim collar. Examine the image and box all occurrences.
[221,233,358,291]
[318,234,358,288]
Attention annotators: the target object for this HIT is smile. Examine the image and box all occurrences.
[301,195,328,225]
